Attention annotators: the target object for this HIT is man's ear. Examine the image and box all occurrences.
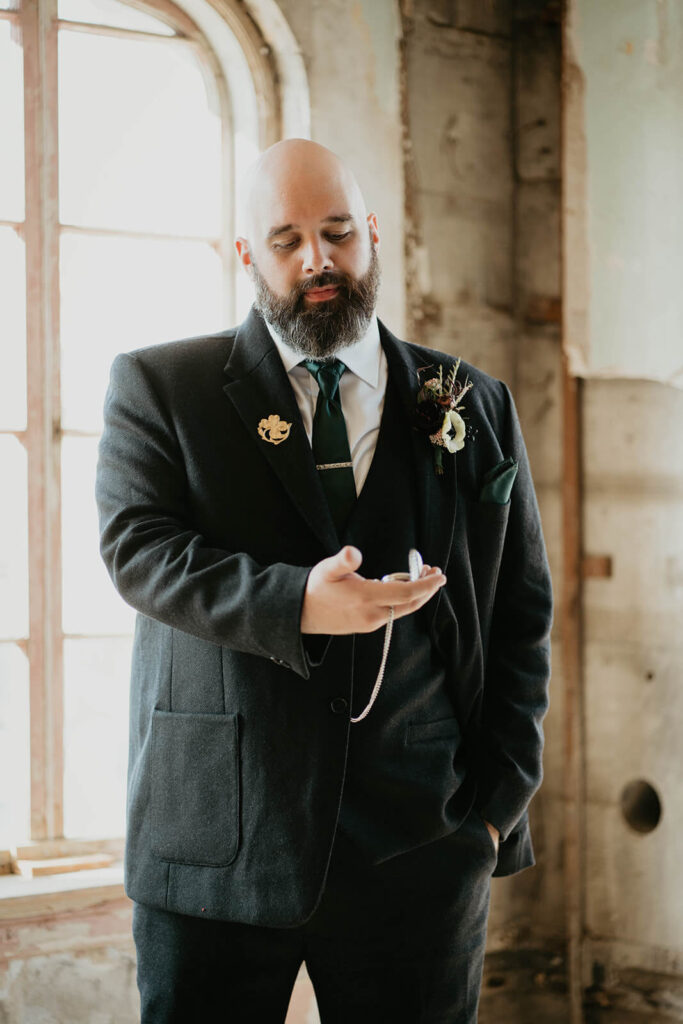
[367,212,380,251]
[235,237,253,274]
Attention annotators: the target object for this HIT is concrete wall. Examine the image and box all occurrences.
[402,0,516,385]
[581,378,683,1022]
[567,0,683,384]
[275,0,406,338]
[563,0,683,1018]
[401,0,565,993]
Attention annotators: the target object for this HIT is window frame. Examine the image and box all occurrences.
[1,0,279,852]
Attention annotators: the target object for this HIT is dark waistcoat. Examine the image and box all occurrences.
[336,377,473,863]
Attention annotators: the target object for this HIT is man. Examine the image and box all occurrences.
[96,139,552,1023]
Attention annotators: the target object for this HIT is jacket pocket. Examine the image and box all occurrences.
[406,716,461,744]
[404,717,467,817]
[474,808,500,862]
[150,709,239,867]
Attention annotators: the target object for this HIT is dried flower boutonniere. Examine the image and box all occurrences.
[414,359,473,475]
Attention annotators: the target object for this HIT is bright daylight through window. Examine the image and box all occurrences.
[0,0,228,852]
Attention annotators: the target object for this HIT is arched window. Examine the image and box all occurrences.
[0,0,304,857]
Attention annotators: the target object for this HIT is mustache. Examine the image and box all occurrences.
[297,272,352,295]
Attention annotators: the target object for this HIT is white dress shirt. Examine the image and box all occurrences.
[266,316,388,495]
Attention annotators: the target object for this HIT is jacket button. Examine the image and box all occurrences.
[330,697,348,715]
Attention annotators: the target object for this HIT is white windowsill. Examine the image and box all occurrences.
[0,863,127,921]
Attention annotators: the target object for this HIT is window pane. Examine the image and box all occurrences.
[0,436,29,640]
[58,30,222,235]
[63,636,131,838]
[0,19,25,221]
[0,643,30,846]
[0,227,27,430]
[58,0,175,35]
[62,435,136,635]
[60,231,223,432]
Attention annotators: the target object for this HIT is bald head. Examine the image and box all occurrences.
[240,139,368,243]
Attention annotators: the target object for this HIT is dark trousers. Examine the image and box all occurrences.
[133,807,497,1024]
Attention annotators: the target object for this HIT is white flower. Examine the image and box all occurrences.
[440,409,466,453]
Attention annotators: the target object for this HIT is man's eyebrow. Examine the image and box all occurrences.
[266,214,355,240]
[266,223,297,240]
[322,213,354,225]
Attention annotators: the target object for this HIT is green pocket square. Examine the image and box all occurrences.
[479,457,518,504]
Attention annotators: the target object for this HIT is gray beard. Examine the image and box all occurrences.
[251,246,381,360]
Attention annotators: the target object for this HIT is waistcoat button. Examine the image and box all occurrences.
[330,697,348,715]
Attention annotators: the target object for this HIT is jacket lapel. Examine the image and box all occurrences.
[378,321,458,576]
[222,307,338,555]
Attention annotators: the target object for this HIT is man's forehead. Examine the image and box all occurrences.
[242,150,368,242]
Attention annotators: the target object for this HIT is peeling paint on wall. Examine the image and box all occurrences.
[566,0,683,386]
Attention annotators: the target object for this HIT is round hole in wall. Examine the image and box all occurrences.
[486,976,506,989]
[620,779,661,834]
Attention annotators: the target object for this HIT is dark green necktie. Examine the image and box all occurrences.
[302,358,357,534]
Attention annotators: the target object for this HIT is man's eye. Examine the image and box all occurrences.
[327,232,351,242]
[272,239,298,251]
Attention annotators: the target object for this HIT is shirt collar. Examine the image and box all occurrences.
[265,314,382,389]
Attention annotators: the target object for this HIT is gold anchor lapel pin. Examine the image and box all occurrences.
[258,414,292,446]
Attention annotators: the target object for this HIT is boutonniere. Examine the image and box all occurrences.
[414,359,473,475]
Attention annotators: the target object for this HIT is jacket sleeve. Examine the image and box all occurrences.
[475,381,554,841]
[95,351,314,679]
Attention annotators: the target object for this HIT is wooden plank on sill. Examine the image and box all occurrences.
[0,873,127,923]
[12,853,115,878]
[12,837,124,861]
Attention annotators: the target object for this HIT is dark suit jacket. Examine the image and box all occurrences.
[95,306,553,927]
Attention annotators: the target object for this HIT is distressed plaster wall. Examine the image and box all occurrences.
[401,5,565,1011]
[566,0,683,384]
[402,0,517,385]
[579,349,683,1024]
[274,0,406,338]
[562,0,683,1019]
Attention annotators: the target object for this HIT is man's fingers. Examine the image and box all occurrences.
[365,570,446,608]
[391,595,438,620]
[319,545,363,581]
[303,553,445,635]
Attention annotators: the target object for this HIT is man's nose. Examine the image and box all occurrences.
[301,238,333,275]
